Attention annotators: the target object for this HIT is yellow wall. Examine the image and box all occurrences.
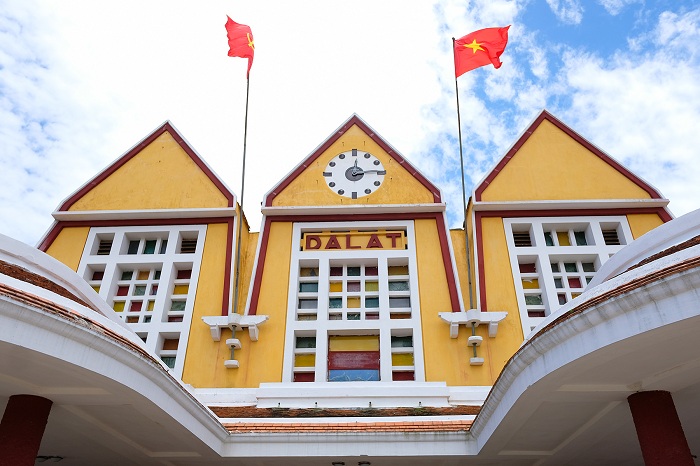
[272,125,434,207]
[415,218,488,386]
[183,220,292,388]
[44,227,90,272]
[627,213,665,239]
[481,120,653,202]
[69,131,229,211]
[477,217,527,378]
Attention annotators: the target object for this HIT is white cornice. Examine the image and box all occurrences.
[471,198,670,212]
[52,207,237,222]
[261,203,446,217]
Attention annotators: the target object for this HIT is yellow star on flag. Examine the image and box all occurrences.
[464,39,485,54]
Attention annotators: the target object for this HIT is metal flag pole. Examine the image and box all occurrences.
[453,37,474,310]
[232,75,250,315]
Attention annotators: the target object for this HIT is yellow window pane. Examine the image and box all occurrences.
[329,282,343,292]
[522,278,539,289]
[295,354,315,367]
[392,353,414,366]
[300,267,319,277]
[572,293,581,299]
[113,302,125,312]
[347,297,361,308]
[137,270,150,280]
[147,301,154,311]
[92,285,100,293]
[557,231,571,246]
[388,265,409,276]
[365,281,379,291]
[329,335,379,351]
[173,285,189,295]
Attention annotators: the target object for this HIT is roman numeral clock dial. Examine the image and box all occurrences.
[323,149,386,199]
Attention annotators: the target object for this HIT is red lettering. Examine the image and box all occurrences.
[325,235,342,249]
[385,232,402,248]
[305,235,321,250]
[345,234,361,249]
[366,234,383,248]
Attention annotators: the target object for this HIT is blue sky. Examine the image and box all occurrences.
[1,0,699,245]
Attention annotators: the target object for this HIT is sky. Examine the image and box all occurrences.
[1,0,699,246]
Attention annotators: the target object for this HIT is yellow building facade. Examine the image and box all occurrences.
[38,111,671,400]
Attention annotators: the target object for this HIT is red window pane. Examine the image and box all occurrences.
[519,263,536,273]
[130,301,142,312]
[392,371,415,381]
[116,286,129,296]
[176,269,192,280]
[568,277,582,288]
[293,372,315,382]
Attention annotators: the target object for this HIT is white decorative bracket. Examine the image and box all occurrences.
[438,309,507,339]
[202,313,269,342]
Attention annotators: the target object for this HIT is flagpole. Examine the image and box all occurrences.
[453,37,474,310]
[232,75,250,315]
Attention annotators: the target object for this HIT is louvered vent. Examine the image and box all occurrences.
[97,240,112,255]
[179,239,197,254]
[602,229,620,246]
[513,232,532,247]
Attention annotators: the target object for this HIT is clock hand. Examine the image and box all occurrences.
[351,159,362,176]
[361,169,385,174]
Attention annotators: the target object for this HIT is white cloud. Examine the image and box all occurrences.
[597,0,641,16]
[545,0,585,25]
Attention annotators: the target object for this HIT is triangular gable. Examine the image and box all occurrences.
[264,114,441,207]
[474,110,664,203]
[58,121,235,211]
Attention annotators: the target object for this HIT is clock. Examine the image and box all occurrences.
[323,149,386,199]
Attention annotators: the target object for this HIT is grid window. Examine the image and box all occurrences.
[506,217,632,336]
[78,226,206,378]
[284,222,424,384]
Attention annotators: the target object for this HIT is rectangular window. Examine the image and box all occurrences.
[505,217,632,336]
[78,225,205,378]
[285,222,423,384]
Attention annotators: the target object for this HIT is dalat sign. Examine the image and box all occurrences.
[301,230,407,251]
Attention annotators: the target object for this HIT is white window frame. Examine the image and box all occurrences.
[282,220,425,384]
[77,225,207,378]
[504,216,633,337]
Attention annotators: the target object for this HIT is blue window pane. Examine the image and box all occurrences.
[328,370,380,382]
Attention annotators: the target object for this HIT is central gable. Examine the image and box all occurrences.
[264,115,441,208]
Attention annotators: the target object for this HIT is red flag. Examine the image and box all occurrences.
[225,16,254,77]
[454,26,510,77]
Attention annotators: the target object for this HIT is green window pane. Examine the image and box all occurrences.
[154,270,161,280]
[133,286,146,296]
[121,270,133,280]
[389,281,409,291]
[525,294,543,305]
[329,298,342,309]
[550,263,559,272]
[347,313,361,320]
[391,336,413,347]
[544,232,554,246]
[170,301,186,311]
[347,267,361,276]
[295,337,316,349]
[582,262,595,272]
[299,282,318,293]
[574,231,587,246]
[564,263,577,272]
[365,297,379,308]
[159,240,168,254]
[144,240,157,254]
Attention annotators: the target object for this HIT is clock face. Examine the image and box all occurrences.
[323,149,386,199]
